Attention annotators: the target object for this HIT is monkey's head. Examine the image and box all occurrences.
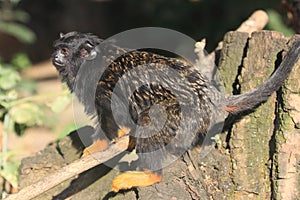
[52,31,102,91]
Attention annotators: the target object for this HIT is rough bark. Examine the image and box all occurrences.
[273,37,300,200]
[11,30,300,200]
[218,31,300,200]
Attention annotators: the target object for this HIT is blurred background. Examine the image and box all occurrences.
[0,0,298,196]
[9,0,296,62]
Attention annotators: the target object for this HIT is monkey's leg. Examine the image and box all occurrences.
[82,126,131,156]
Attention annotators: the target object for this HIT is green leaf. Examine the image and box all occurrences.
[0,66,21,90]
[0,21,36,44]
[11,53,31,70]
[9,103,43,126]
[266,9,295,36]
[0,109,4,118]
[0,90,18,109]
[49,95,71,113]
[0,152,20,188]
[6,90,18,101]
[16,79,37,95]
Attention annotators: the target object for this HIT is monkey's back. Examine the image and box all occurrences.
[79,46,218,155]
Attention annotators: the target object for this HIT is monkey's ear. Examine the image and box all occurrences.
[86,41,94,49]
[86,49,97,60]
[59,32,64,38]
[82,41,98,60]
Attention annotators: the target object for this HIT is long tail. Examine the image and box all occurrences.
[226,39,300,114]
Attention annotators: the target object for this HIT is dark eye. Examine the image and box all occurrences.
[60,48,69,56]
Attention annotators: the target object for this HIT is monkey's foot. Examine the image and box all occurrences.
[111,171,162,192]
[82,139,109,156]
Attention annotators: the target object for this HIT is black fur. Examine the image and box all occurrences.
[52,32,103,91]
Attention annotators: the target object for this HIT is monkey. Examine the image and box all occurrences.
[52,31,300,192]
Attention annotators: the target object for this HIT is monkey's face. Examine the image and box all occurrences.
[52,31,101,90]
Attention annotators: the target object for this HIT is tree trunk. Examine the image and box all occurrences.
[16,30,300,200]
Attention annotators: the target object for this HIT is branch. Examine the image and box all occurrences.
[5,136,129,200]
[236,10,269,33]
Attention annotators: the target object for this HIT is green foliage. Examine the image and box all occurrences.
[9,103,43,126]
[0,89,71,136]
[0,61,71,193]
[11,53,32,70]
[0,151,20,188]
[0,0,36,44]
[16,78,37,94]
[0,21,36,44]
[0,67,32,135]
[49,95,72,113]
[0,65,20,91]
[266,9,295,36]
[0,1,71,194]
